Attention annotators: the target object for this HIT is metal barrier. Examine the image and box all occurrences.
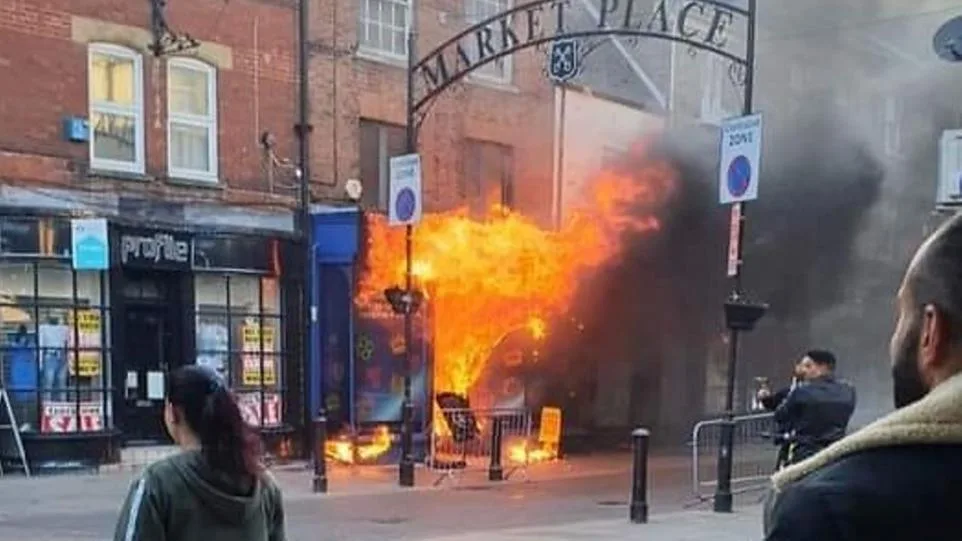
[427,407,532,486]
[690,412,775,501]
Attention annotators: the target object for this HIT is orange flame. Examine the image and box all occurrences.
[325,425,393,464]
[358,146,676,400]
[508,440,558,465]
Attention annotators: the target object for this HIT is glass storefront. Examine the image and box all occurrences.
[194,273,285,427]
[0,260,111,434]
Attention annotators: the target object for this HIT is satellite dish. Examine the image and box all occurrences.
[933,15,962,62]
[344,178,363,202]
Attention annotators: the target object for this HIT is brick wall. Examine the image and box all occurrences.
[310,0,556,224]
[0,0,298,208]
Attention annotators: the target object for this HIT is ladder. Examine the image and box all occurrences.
[0,388,30,477]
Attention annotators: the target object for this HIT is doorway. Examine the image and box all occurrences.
[118,272,185,444]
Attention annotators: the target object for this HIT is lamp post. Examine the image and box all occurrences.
[297,0,326,493]
[712,0,765,513]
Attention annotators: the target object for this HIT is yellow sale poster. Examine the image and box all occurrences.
[67,309,102,377]
[241,322,276,386]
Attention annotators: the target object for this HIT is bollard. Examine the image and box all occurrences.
[488,415,504,481]
[312,411,328,493]
[629,427,650,524]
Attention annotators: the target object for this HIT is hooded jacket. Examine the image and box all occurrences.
[113,450,285,541]
[764,371,962,541]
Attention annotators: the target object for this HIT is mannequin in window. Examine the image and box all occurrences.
[39,315,69,402]
[6,324,37,431]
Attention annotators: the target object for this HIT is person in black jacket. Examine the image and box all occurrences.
[757,359,809,470]
[771,350,856,466]
[764,212,962,541]
[114,366,285,541]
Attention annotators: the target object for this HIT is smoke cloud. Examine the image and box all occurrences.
[558,103,885,437]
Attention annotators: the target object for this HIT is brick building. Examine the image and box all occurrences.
[308,0,556,223]
[0,0,305,467]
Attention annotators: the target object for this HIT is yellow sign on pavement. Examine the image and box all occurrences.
[538,406,562,445]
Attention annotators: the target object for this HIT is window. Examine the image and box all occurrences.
[465,0,513,84]
[358,0,410,59]
[463,139,514,217]
[359,119,407,211]
[0,219,111,435]
[167,58,218,181]
[194,274,284,427]
[88,44,145,174]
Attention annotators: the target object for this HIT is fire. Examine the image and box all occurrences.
[508,440,558,464]
[325,425,393,464]
[358,145,676,401]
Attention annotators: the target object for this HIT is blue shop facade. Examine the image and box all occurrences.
[309,207,431,460]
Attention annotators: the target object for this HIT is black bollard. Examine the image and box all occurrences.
[312,411,328,493]
[629,427,650,524]
[488,416,504,481]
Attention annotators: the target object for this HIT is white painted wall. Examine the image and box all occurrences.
[552,87,666,227]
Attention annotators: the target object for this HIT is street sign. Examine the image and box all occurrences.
[389,153,422,226]
[727,203,742,277]
[933,16,962,62]
[719,113,762,205]
[70,218,109,270]
[548,38,580,83]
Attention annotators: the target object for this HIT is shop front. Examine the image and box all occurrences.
[0,214,301,469]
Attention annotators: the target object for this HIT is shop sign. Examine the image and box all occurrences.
[237,392,281,427]
[117,226,191,270]
[68,309,102,377]
[241,322,277,386]
[41,401,104,433]
[70,218,109,270]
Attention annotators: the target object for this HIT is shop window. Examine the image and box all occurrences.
[463,138,514,217]
[0,260,111,435]
[464,0,513,84]
[359,119,406,211]
[193,274,285,427]
[167,58,218,182]
[88,43,145,174]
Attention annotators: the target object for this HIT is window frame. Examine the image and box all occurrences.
[166,57,219,183]
[464,0,514,85]
[357,0,412,61]
[87,43,146,175]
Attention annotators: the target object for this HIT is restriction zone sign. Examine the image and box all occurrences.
[719,113,762,205]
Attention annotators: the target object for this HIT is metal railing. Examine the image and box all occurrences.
[427,407,532,486]
[690,412,776,501]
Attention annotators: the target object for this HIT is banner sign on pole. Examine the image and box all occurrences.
[389,153,422,226]
[719,113,762,204]
[727,202,742,277]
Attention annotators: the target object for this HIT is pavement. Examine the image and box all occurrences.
[0,452,767,540]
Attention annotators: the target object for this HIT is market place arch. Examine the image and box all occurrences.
[404,0,757,138]
[392,0,761,507]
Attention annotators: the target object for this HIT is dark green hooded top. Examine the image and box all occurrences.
[113,450,285,541]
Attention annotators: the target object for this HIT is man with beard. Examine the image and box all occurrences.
[764,213,962,540]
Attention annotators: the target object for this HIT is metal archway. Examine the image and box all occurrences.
[395,0,759,508]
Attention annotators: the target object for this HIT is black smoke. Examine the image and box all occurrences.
[549,108,885,441]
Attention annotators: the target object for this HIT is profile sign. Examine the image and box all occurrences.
[719,113,763,205]
[389,153,423,227]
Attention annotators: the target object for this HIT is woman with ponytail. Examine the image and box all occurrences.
[114,365,286,541]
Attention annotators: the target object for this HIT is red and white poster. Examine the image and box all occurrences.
[237,392,282,427]
[42,401,104,433]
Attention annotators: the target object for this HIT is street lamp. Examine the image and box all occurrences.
[712,296,767,512]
